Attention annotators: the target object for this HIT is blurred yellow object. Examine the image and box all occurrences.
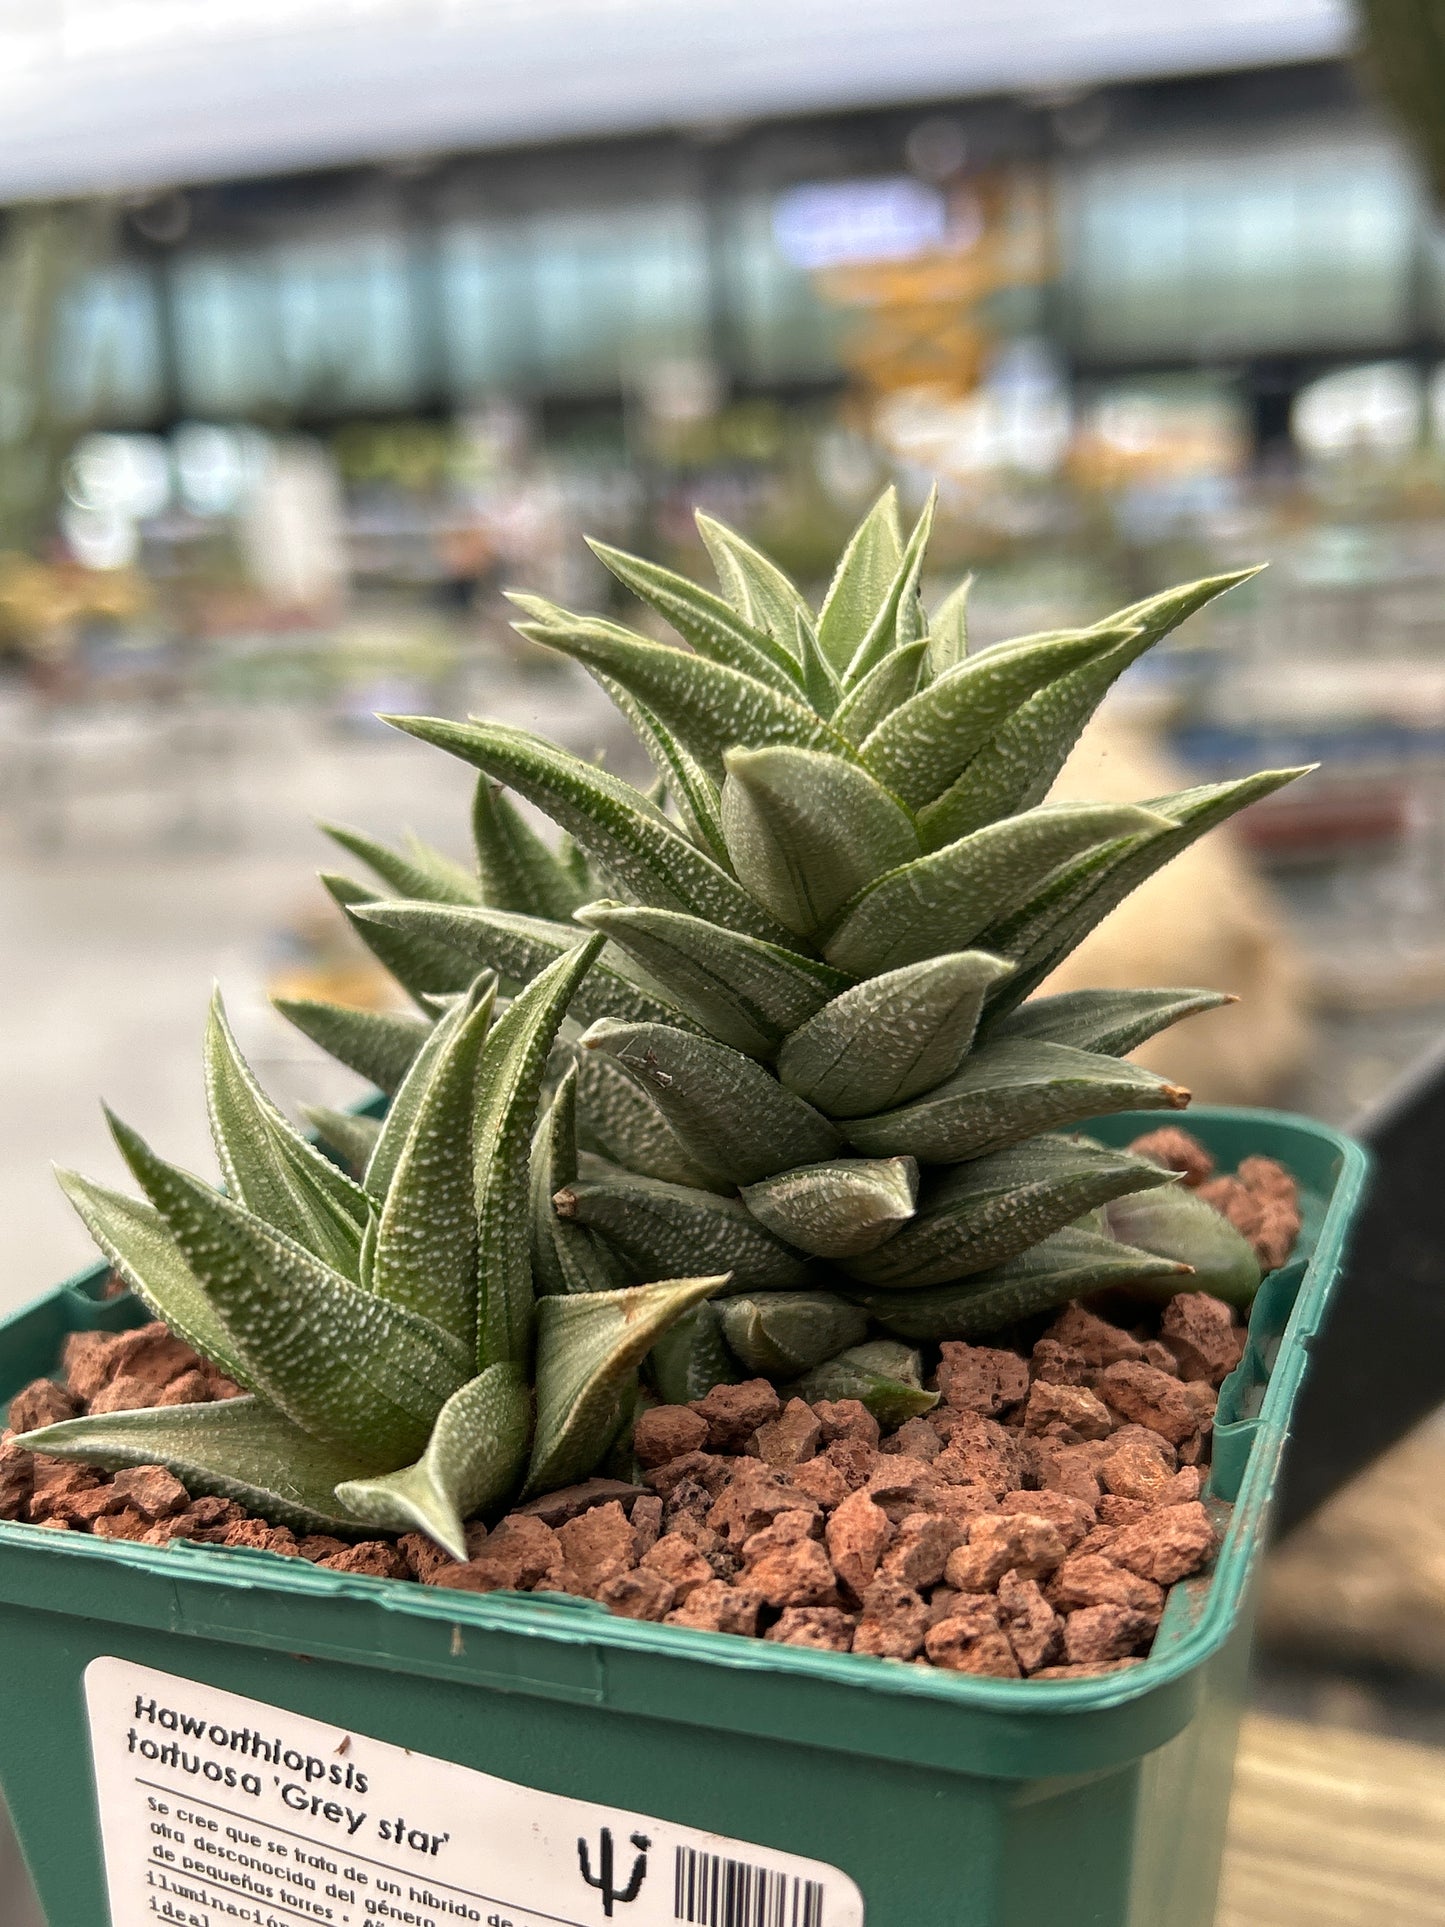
[0,550,146,654]
[1043,713,1311,1106]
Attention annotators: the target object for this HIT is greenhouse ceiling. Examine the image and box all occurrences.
[0,0,1351,202]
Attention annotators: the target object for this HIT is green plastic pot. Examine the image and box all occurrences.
[0,1106,1366,1927]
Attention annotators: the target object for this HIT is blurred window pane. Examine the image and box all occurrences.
[54,265,163,421]
[1068,133,1421,360]
[723,193,843,384]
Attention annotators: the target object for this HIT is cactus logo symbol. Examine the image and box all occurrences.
[576,1827,650,1916]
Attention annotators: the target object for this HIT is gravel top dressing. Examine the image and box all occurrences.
[1,1128,1299,1682]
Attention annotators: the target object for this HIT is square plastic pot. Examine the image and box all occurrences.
[0,1106,1367,1927]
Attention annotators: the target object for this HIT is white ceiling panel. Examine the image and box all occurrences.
[0,0,1352,201]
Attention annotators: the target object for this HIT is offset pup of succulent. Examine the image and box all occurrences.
[16,489,1294,1554]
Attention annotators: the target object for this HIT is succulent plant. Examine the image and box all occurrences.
[18,488,1285,1553]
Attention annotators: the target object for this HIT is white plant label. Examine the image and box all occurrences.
[85,1656,864,1927]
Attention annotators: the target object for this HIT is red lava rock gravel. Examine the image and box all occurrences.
[2,1127,1288,1679]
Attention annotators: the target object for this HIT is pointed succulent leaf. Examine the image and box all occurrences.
[916,574,1260,848]
[574,901,849,1058]
[841,1138,1176,1288]
[580,1019,842,1186]
[524,1275,726,1496]
[531,1069,632,1297]
[696,511,812,650]
[11,1397,393,1535]
[471,778,593,921]
[795,607,842,715]
[777,950,1013,1117]
[573,1048,729,1192]
[273,996,430,1096]
[322,873,477,1004]
[843,488,934,686]
[987,987,1233,1057]
[1103,1187,1262,1305]
[824,802,1171,977]
[648,1300,740,1405]
[554,1170,810,1292]
[977,828,1168,973]
[790,1339,937,1426]
[473,935,606,1371]
[55,1170,257,1391]
[844,1037,1189,1164]
[300,1106,383,1177]
[582,542,803,693]
[854,1229,1193,1341]
[386,718,793,945]
[831,639,927,744]
[592,678,731,864]
[816,487,904,671]
[369,985,498,1347]
[204,993,369,1277]
[509,599,859,784]
[717,1293,869,1377]
[109,1112,468,1460]
[862,626,1127,811]
[321,822,481,906]
[926,576,971,678]
[986,769,1311,1016]
[353,901,690,1031]
[334,1364,532,1558]
[740,1157,918,1258]
[363,979,493,1205]
[720,744,920,941]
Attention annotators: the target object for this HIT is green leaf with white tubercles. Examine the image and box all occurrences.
[362,980,492,1205]
[524,1275,726,1496]
[720,745,920,941]
[472,778,594,921]
[386,717,793,945]
[204,993,369,1278]
[985,987,1233,1056]
[111,1110,470,1460]
[717,1293,869,1376]
[852,1229,1193,1341]
[916,572,1261,847]
[583,542,804,694]
[926,576,971,679]
[321,822,482,906]
[862,626,1129,812]
[824,802,1172,978]
[976,828,1169,976]
[841,1138,1176,1289]
[986,769,1312,1016]
[322,873,477,1004]
[844,1037,1189,1164]
[795,607,843,715]
[55,1170,258,1391]
[580,1019,842,1186]
[273,997,430,1096]
[592,679,731,865]
[790,1339,937,1426]
[554,1169,810,1291]
[816,487,903,672]
[12,1397,391,1535]
[740,1157,918,1258]
[369,983,497,1347]
[573,901,849,1058]
[776,950,1013,1117]
[353,901,690,1031]
[333,1364,532,1559]
[1103,1186,1262,1305]
[473,936,605,1372]
[509,600,860,785]
[300,1106,383,1177]
[531,1066,631,1297]
[649,1300,740,1404]
[843,489,934,687]
[696,511,813,651]
[831,639,927,744]
[573,1048,729,1192]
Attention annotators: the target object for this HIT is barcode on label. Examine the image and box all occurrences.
[673,1845,825,1926]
